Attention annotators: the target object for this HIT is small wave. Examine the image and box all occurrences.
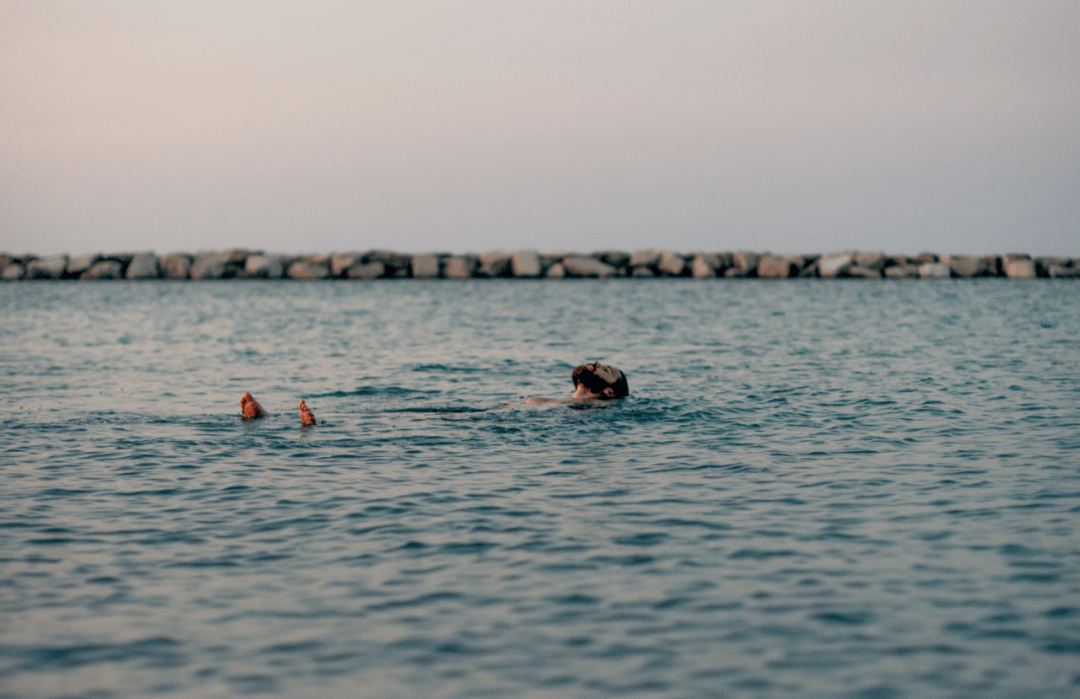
[311,385,440,398]
[385,406,491,414]
[2,637,183,672]
[410,363,486,373]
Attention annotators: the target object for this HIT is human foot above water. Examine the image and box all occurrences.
[240,392,267,419]
[299,399,317,426]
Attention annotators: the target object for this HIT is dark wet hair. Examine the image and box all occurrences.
[572,362,629,399]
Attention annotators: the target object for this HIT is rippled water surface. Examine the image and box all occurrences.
[2,279,1079,698]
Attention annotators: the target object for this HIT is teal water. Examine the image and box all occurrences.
[2,280,1079,698]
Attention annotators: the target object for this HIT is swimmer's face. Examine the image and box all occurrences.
[572,382,613,401]
[571,361,629,400]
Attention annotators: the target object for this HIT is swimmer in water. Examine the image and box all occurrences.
[240,393,317,426]
[241,363,624,420]
[524,361,629,405]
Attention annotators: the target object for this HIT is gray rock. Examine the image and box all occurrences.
[540,252,568,266]
[692,252,723,270]
[544,262,566,278]
[245,255,284,279]
[298,254,331,276]
[848,265,882,279]
[596,250,631,269]
[947,255,987,277]
[208,249,248,267]
[191,249,250,279]
[365,250,411,277]
[819,254,853,278]
[787,255,810,273]
[346,261,385,280]
[477,252,511,278]
[511,250,542,278]
[159,255,192,280]
[1048,264,1080,278]
[757,254,793,279]
[691,254,717,279]
[288,260,330,280]
[657,251,686,276]
[411,254,442,279]
[67,254,100,276]
[80,260,124,280]
[918,262,952,279]
[8,247,1060,283]
[1003,258,1036,279]
[27,255,68,280]
[732,251,759,275]
[797,257,820,277]
[190,253,232,280]
[126,253,159,279]
[630,249,661,267]
[884,265,918,279]
[2,263,25,281]
[789,255,811,275]
[330,253,361,277]
[443,256,477,279]
[1036,257,1070,277]
[562,256,616,278]
[854,251,886,270]
[102,253,135,267]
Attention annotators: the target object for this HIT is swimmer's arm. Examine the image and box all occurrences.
[523,396,567,405]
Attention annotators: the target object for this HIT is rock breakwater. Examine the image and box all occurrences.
[2,250,1078,281]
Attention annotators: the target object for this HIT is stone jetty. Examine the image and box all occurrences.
[1,250,1078,281]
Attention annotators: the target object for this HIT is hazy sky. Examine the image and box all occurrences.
[2,1,1078,256]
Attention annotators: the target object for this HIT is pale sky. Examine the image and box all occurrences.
[2,1,1078,256]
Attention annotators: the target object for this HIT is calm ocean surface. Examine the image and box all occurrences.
[2,279,1078,699]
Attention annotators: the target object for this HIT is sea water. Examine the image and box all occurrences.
[2,279,1078,698]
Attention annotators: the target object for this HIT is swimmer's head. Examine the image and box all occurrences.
[571,361,629,400]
